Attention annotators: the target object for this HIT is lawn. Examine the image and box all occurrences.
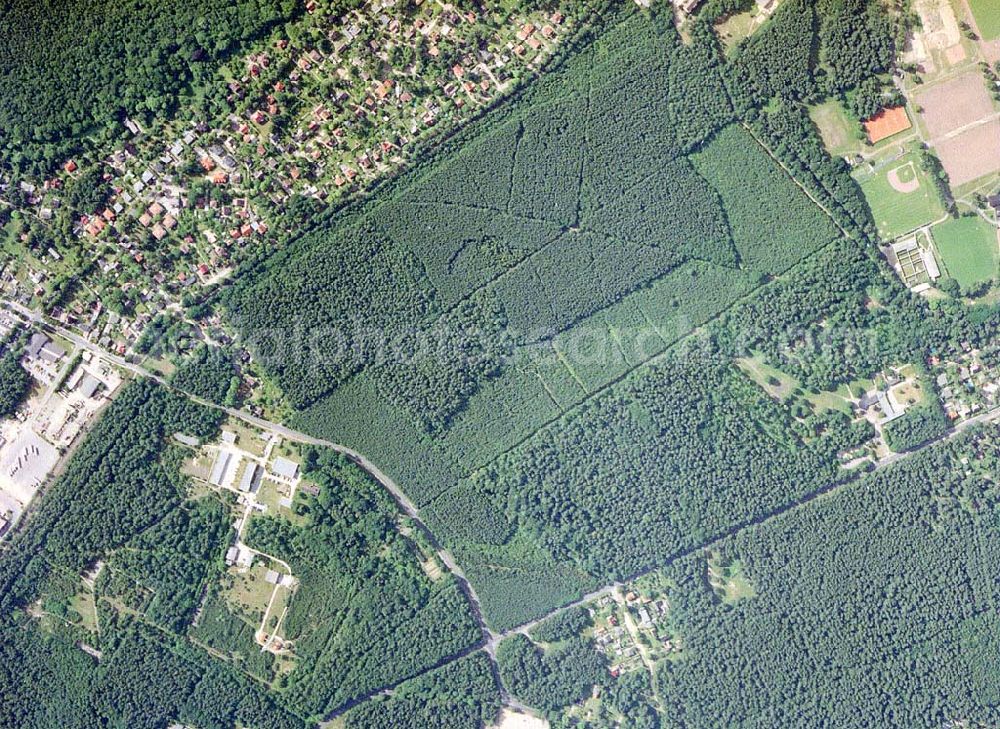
[224,562,279,624]
[931,215,1000,289]
[854,151,946,239]
[969,0,1000,41]
[804,386,854,415]
[810,99,859,157]
[716,10,756,53]
[737,354,799,400]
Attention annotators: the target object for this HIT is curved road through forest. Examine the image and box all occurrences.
[5,298,999,720]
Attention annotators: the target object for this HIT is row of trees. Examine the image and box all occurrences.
[0,351,31,418]
[747,100,879,240]
[691,123,842,272]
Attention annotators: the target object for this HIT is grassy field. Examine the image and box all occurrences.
[810,99,859,157]
[969,0,1000,40]
[804,386,854,415]
[715,10,756,53]
[931,215,1000,288]
[854,151,946,239]
[737,354,799,400]
[740,355,855,414]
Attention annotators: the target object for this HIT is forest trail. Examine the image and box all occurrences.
[1,298,497,646]
[7,296,999,719]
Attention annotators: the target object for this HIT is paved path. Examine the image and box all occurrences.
[1,298,496,648]
[7,297,998,719]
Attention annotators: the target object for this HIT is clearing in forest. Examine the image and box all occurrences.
[737,354,799,400]
[810,99,860,157]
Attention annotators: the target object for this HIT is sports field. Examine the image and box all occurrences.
[969,0,1000,41]
[863,106,910,144]
[855,152,946,239]
[931,216,1000,288]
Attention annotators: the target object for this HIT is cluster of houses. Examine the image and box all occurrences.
[592,616,641,676]
[221,0,569,200]
[76,123,272,285]
[591,590,676,676]
[931,343,1000,421]
[624,591,671,633]
[0,0,579,374]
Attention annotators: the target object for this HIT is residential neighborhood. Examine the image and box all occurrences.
[1,1,999,727]
[0,0,584,371]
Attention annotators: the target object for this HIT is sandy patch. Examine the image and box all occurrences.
[915,72,995,138]
[945,43,967,65]
[490,709,549,729]
[914,0,961,50]
[887,163,921,193]
[933,118,1000,185]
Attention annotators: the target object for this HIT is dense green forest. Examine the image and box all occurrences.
[0,0,298,174]
[342,653,501,729]
[490,429,1000,727]
[0,379,220,603]
[223,0,999,635]
[497,634,606,716]
[654,429,1000,728]
[171,344,241,407]
[530,605,593,644]
[0,350,31,418]
[882,400,950,452]
[0,379,487,725]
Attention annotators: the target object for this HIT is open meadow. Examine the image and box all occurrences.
[810,99,861,157]
[931,215,1000,288]
[968,0,1000,41]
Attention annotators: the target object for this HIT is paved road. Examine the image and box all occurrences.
[8,297,999,717]
[2,298,496,646]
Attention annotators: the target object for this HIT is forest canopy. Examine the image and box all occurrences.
[0,0,297,174]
